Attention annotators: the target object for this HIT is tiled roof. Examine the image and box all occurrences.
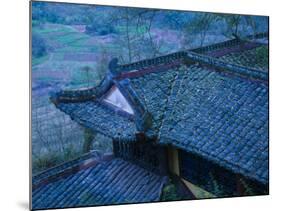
[50,33,269,184]
[217,46,269,71]
[158,63,268,184]
[33,151,104,187]
[56,101,137,141]
[128,68,180,134]
[32,158,168,210]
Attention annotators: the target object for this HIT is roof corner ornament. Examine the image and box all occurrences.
[108,58,119,76]
[49,91,59,106]
[232,33,241,40]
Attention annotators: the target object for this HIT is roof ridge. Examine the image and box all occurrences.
[157,67,187,141]
[115,78,153,132]
[114,49,268,83]
[33,151,97,179]
[192,31,268,54]
[52,32,268,103]
[113,32,268,74]
[184,51,268,82]
[32,153,114,190]
[50,74,114,104]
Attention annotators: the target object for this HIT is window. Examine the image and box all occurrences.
[103,86,134,115]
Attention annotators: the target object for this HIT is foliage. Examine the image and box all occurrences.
[32,2,91,24]
[96,47,110,80]
[91,134,113,154]
[32,54,49,66]
[161,11,194,30]
[183,13,259,46]
[69,65,98,88]
[207,172,226,197]
[32,145,81,174]
[84,5,118,36]
[32,32,47,57]
[161,180,182,201]
[32,2,63,24]
[86,24,116,36]
[238,177,268,196]
[219,14,242,37]
[186,182,215,199]
[255,46,269,67]
[83,128,95,153]
[81,66,93,88]
[184,13,220,47]
[109,8,166,63]
[239,178,255,195]
[215,14,259,38]
[31,2,268,175]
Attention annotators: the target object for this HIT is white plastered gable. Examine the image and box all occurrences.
[103,86,134,115]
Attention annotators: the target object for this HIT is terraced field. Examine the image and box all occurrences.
[32,23,115,174]
[31,22,221,174]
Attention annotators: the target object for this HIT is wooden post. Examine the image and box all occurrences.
[167,147,180,176]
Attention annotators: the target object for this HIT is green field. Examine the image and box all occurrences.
[32,23,115,174]
[31,21,197,174]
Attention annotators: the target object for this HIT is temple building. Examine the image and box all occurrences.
[32,32,269,210]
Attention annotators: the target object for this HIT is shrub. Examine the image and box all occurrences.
[85,24,116,36]
[32,33,47,58]
[255,46,269,67]
[161,181,182,201]
[32,145,81,174]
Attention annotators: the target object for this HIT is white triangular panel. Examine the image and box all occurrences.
[103,86,134,115]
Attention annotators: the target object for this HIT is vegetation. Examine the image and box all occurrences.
[207,172,226,197]
[32,54,49,66]
[184,13,220,47]
[83,128,96,153]
[86,24,116,36]
[31,2,268,174]
[161,181,182,201]
[256,46,269,67]
[32,32,47,57]
[81,66,94,88]
[32,145,81,174]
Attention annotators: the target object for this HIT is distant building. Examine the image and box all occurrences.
[32,32,269,210]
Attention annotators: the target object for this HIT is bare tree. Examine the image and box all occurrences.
[81,66,92,88]
[96,47,110,81]
[110,8,161,63]
[83,128,96,153]
[184,13,219,47]
[221,14,242,38]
